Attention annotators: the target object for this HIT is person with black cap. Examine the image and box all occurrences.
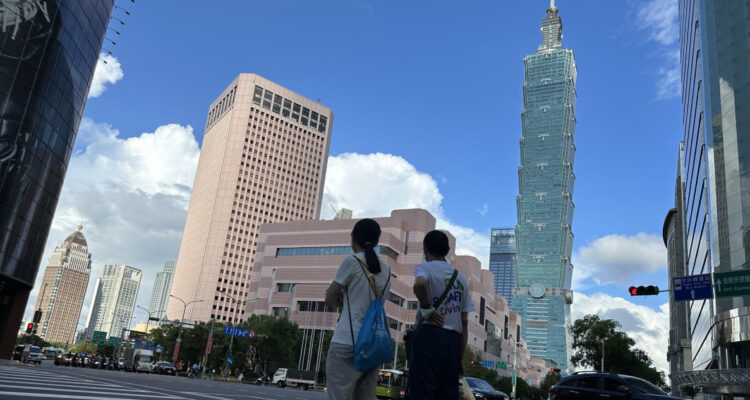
[324,218,392,400]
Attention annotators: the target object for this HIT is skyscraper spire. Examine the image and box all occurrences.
[540,0,563,51]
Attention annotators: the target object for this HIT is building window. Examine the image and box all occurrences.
[253,86,263,105]
[262,90,273,110]
[272,307,290,318]
[298,301,336,312]
[272,94,282,114]
[282,99,292,117]
[276,245,399,258]
[292,103,301,122]
[277,283,295,292]
[407,301,418,310]
[388,292,404,307]
[301,107,310,126]
[319,115,327,133]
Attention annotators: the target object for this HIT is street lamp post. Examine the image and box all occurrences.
[508,334,522,400]
[219,289,247,377]
[169,295,203,365]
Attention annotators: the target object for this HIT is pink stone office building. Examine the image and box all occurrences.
[245,209,546,384]
[167,74,332,324]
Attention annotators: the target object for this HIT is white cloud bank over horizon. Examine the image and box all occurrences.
[321,152,491,267]
[23,118,200,329]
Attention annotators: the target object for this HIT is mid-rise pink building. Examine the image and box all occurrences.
[245,209,546,384]
[167,74,332,323]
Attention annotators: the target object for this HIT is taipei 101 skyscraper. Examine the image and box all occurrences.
[512,0,576,371]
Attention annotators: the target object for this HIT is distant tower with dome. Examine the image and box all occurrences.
[33,226,92,344]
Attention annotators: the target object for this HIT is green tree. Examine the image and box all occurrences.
[16,334,49,348]
[571,314,666,388]
[538,371,561,393]
[243,315,302,374]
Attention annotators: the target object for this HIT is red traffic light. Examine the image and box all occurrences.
[25,323,33,334]
[629,285,660,296]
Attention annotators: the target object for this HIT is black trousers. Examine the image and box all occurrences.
[407,324,461,400]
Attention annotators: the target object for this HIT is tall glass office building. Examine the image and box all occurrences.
[669,0,750,396]
[0,0,114,358]
[490,228,516,305]
[511,1,576,371]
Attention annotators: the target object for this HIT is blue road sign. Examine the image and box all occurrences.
[156,344,163,351]
[223,326,249,337]
[234,328,249,338]
[227,357,233,365]
[674,274,713,301]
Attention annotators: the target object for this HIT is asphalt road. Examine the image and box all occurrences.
[0,361,325,400]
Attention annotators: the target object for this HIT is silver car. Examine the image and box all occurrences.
[26,346,44,364]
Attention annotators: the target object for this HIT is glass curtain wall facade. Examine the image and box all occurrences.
[490,228,516,305]
[672,0,750,396]
[0,0,114,358]
[512,2,576,371]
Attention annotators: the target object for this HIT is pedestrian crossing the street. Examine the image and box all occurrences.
[0,365,185,399]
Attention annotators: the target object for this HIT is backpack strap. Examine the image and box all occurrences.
[354,255,389,299]
[345,287,355,346]
[433,269,459,308]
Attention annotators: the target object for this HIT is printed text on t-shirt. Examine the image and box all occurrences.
[432,278,464,316]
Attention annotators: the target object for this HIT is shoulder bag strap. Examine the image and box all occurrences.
[353,255,380,298]
[345,287,355,346]
[433,269,459,308]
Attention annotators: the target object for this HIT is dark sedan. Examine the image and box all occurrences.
[152,361,176,375]
[465,377,509,400]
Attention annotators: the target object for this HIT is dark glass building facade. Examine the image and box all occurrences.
[489,227,515,305]
[0,0,113,358]
[670,0,750,396]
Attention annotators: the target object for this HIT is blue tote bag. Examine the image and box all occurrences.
[346,255,393,371]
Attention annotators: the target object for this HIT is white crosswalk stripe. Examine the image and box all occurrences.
[0,365,186,399]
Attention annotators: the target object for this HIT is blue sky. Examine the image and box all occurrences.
[29,0,682,372]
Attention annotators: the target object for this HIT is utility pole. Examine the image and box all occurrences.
[220,290,246,377]
[601,339,605,372]
[202,318,216,377]
[170,295,203,365]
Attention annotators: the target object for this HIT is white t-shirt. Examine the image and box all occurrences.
[331,253,392,346]
[414,260,475,334]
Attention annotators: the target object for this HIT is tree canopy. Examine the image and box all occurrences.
[571,314,666,389]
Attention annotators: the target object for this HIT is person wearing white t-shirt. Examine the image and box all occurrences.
[408,230,475,400]
[324,218,391,400]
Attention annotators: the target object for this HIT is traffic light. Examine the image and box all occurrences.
[549,368,561,374]
[25,323,33,334]
[628,285,660,296]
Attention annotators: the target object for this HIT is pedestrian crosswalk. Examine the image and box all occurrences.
[0,364,185,399]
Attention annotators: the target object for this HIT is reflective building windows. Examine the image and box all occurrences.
[512,3,576,371]
[0,0,114,358]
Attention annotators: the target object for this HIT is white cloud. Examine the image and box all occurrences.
[88,54,123,98]
[321,152,490,267]
[634,0,681,99]
[636,0,679,45]
[24,118,200,329]
[572,233,666,290]
[656,49,681,99]
[572,292,669,375]
[476,203,489,217]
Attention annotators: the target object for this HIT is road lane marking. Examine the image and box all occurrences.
[0,392,142,400]
[0,384,165,397]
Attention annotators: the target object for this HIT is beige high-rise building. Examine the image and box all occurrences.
[167,74,333,324]
[33,226,92,344]
[84,264,142,339]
